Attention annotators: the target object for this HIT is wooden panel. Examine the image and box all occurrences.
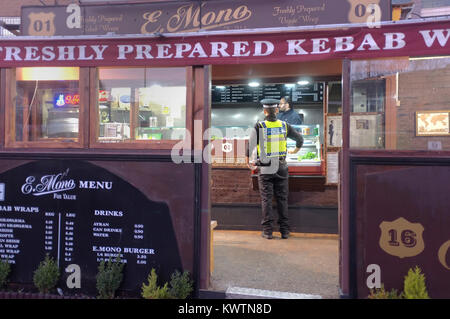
[22,88,30,142]
[130,89,138,141]
[289,162,325,176]
[385,75,397,150]
[340,58,351,297]
[89,67,99,148]
[4,69,16,148]
[193,66,207,152]
[79,67,90,149]
[0,69,6,149]
[212,60,342,81]
[30,91,39,141]
[351,159,450,298]
[90,139,182,150]
[192,65,212,290]
[186,66,194,150]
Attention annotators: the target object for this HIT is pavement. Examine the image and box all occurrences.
[209,230,340,299]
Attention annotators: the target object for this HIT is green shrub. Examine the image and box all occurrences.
[33,254,60,294]
[96,256,125,299]
[141,268,172,299]
[367,266,431,299]
[0,259,11,289]
[169,270,193,299]
[402,266,430,299]
[368,284,402,299]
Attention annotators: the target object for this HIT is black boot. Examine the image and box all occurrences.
[261,232,273,239]
[281,232,290,239]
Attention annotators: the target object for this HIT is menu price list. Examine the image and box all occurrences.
[0,217,31,264]
[91,214,152,266]
[0,206,156,286]
[64,213,76,263]
[42,211,77,264]
[212,85,263,103]
[87,210,155,267]
[212,83,324,104]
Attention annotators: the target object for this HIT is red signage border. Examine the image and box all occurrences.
[2,20,450,67]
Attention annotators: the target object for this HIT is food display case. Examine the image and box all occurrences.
[210,125,250,166]
[287,124,324,175]
[210,123,325,177]
[210,122,325,177]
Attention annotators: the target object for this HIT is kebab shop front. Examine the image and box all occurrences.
[0,19,450,298]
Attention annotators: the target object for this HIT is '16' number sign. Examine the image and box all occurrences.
[379,217,425,259]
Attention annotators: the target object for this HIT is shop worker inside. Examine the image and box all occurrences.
[246,98,303,240]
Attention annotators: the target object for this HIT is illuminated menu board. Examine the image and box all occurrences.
[212,83,324,104]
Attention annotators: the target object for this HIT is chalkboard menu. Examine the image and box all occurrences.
[212,82,324,104]
[0,160,182,297]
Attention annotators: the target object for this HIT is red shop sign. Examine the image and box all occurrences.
[1,20,450,67]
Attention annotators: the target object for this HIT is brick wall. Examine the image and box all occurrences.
[212,169,260,204]
[211,168,338,207]
[397,61,450,150]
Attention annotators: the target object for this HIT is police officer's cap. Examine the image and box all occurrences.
[260,98,280,108]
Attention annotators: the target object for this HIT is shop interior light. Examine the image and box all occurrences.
[215,86,226,90]
[297,80,310,86]
[17,67,79,81]
[284,83,296,88]
[248,81,260,87]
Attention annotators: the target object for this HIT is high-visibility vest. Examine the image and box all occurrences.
[257,120,288,158]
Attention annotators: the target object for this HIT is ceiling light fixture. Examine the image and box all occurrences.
[297,80,310,85]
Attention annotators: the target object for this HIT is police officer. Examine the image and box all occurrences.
[246,98,303,239]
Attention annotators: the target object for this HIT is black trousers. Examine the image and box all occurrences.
[257,162,290,234]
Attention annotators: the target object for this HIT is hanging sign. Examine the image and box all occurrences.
[20,0,391,36]
[54,93,80,107]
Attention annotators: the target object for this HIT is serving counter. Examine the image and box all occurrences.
[211,122,327,191]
